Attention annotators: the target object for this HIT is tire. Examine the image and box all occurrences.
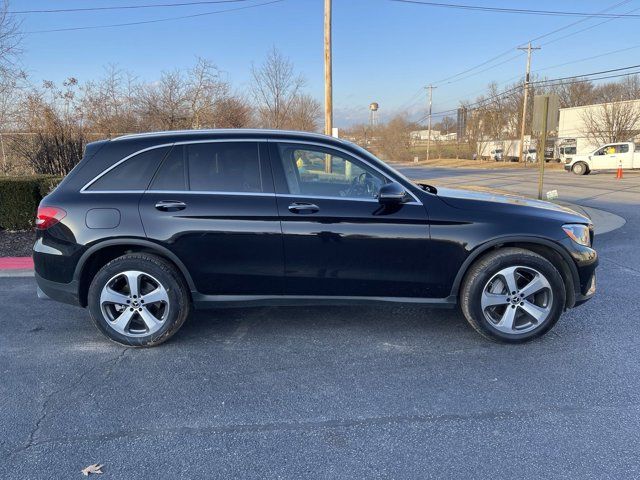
[87,253,191,347]
[572,162,588,175]
[460,248,566,343]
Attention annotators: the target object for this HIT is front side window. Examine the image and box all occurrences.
[87,147,170,191]
[187,142,262,192]
[278,144,387,199]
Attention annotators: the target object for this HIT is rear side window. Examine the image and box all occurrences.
[187,142,262,192]
[87,147,169,191]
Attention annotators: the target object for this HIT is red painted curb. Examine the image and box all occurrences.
[0,257,34,270]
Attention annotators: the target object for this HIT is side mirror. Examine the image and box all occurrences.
[378,182,407,205]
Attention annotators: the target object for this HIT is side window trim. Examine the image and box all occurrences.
[82,138,269,194]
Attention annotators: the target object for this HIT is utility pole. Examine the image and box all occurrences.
[538,95,549,200]
[324,0,333,173]
[324,0,332,137]
[517,42,540,164]
[426,85,436,162]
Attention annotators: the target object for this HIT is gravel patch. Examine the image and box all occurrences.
[0,229,35,257]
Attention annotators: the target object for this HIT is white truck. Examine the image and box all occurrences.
[563,141,640,175]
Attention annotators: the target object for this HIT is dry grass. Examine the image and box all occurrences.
[391,157,565,170]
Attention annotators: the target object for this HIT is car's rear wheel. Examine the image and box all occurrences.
[87,253,191,347]
[460,248,566,343]
[572,162,588,175]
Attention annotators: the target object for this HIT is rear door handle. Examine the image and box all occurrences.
[155,200,186,212]
[288,202,319,214]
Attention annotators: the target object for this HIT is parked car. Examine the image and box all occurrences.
[524,148,537,163]
[491,149,504,161]
[564,142,640,175]
[34,130,598,346]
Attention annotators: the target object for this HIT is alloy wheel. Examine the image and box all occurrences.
[100,270,170,337]
[480,266,554,334]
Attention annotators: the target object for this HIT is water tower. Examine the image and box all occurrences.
[369,102,379,126]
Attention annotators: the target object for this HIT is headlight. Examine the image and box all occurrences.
[563,224,591,246]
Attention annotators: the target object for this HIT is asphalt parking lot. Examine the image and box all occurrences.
[1,168,639,479]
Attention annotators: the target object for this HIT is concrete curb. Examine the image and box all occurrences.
[0,269,34,278]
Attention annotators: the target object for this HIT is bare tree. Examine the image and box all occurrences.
[136,69,191,130]
[435,116,456,135]
[0,1,21,81]
[185,57,227,128]
[212,95,253,128]
[251,47,305,128]
[284,94,321,132]
[550,79,596,108]
[13,79,86,175]
[580,100,640,145]
[82,65,139,136]
[376,114,414,162]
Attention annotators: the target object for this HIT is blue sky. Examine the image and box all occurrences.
[15,0,640,127]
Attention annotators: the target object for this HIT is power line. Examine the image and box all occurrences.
[531,64,640,85]
[421,67,640,122]
[534,70,640,89]
[440,40,640,107]
[11,0,253,14]
[429,0,632,86]
[421,0,636,114]
[25,0,284,33]
[388,0,640,18]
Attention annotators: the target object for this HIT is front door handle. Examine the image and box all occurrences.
[155,200,186,212]
[288,202,319,214]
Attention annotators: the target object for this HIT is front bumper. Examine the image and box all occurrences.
[556,235,598,308]
[573,271,596,307]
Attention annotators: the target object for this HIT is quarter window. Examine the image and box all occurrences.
[87,147,170,191]
[277,145,387,199]
[149,146,187,191]
[187,142,262,192]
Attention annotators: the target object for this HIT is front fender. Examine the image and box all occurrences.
[448,235,581,301]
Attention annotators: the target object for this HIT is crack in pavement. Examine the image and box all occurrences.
[9,402,640,450]
[6,348,130,460]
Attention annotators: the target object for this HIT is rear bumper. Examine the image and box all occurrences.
[34,272,81,307]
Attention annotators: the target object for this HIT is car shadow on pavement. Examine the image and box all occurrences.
[175,304,481,349]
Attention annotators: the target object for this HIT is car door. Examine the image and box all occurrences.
[139,140,284,296]
[593,144,619,170]
[269,141,432,298]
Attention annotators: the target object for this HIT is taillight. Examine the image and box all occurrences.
[36,206,67,230]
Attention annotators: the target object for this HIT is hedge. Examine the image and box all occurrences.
[0,176,63,231]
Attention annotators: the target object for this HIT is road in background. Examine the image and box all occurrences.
[1,169,639,478]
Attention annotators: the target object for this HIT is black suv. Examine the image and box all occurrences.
[34,130,598,346]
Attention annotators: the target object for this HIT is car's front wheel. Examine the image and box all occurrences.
[460,248,566,343]
[572,162,588,175]
[87,253,191,347]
